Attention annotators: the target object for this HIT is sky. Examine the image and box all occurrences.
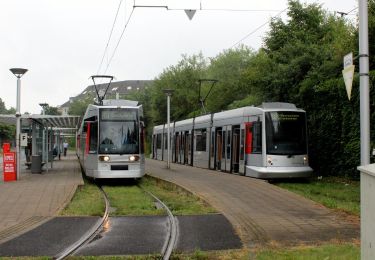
[0,0,357,114]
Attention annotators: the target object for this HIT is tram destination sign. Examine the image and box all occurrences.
[101,109,137,121]
[271,112,301,121]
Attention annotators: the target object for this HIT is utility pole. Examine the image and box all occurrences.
[163,89,174,169]
[359,0,370,166]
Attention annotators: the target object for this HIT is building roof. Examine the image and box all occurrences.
[60,80,153,109]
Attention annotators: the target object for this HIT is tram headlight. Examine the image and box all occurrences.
[303,156,308,165]
[99,155,110,162]
[129,155,140,162]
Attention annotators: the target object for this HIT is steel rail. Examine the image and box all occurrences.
[141,188,178,260]
[53,184,110,260]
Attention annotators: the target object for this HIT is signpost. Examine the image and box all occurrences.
[342,52,355,100]
[20,133,27,147]
[184,9,196,20]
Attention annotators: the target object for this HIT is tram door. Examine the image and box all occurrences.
[209,128,215,169]
[179,132,184,164]
[174,133,179,163]
[187,132,193,165]
[215,128,223,170]
[239,125,246,175]
[184,131,189,164]
[232,126,240,173]
[216,126,231,172]
[223,126,232,172]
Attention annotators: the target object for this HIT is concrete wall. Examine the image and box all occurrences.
[358,164,375,260]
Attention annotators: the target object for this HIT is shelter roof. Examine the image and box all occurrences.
[0,114,81,129]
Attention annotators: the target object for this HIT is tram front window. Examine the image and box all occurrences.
[99,108,139,154]
[265,111,307,155]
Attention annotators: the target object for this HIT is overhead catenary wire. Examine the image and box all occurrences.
[346,6,359,15]
[97,0,124,75]
[230,7,287,49]
[98,1,288,74]
[104,6,136,75]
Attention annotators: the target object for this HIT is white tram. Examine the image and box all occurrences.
[77,99,145,179]
[152,102,313,179]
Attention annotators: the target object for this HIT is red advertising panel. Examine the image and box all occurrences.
[3,152,16,181]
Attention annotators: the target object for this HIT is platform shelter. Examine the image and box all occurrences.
[0,114,80,175]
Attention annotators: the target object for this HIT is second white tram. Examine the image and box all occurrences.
[77,99,145,179]
[152,102,313,179]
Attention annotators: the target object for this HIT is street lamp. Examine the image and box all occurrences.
[10,67,28,181]
[163,89,174,169]
[39,103,48,115]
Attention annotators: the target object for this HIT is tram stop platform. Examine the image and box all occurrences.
[146,159,360,247]
[0,152,83,243]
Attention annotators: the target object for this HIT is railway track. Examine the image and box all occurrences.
[53,183,177,260]
[53,185,110,260]
[140,186,178,260]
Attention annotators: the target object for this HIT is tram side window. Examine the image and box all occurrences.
[252,121,262,153]
[89,122,98,153]
[195,129,207,152]
[157,134,162,149]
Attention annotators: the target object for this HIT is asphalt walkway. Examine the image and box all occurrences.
[146,159,359,247]
[0,152,83,243]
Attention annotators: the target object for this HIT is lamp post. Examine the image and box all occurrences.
[39,103,48,169]
[10,68,28,181]
[163,89,174,169]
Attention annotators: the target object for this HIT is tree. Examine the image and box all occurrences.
[0,98,16,144]
[205,45,255,112]
[0,98,16,115]
[42,105,62,115]
[261,0,355,104]
[150,53,208,124]
[68,94,95,117]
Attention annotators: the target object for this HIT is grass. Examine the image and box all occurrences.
[139,176,217,215]
[103,182,165,216]
[254,243,359,260]
[169,244,359,259]
[60,179,105,216]
[60,175,216,216]
[0,244,360,260]
[274,176,360,216]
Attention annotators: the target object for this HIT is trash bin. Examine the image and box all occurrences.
[31,155,42,174]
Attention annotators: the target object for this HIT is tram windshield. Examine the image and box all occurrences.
[99,108,139,154]
[265,111,307,155]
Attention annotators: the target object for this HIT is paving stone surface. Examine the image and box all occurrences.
[146,159,360,247]
[0,153,83,243]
